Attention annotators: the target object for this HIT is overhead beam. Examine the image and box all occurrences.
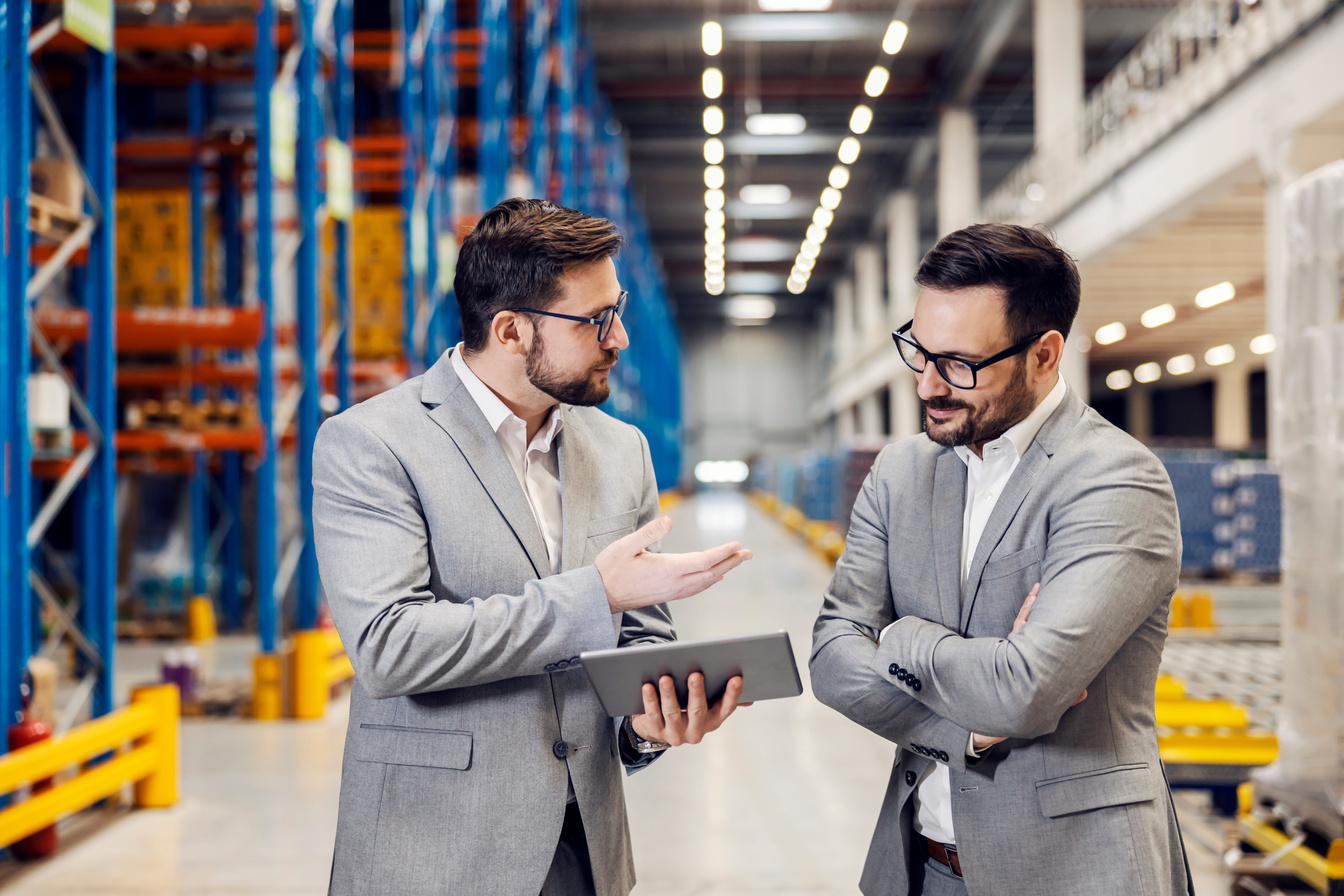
[586,13,894,46]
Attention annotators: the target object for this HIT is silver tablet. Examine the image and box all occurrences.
[579,630,804,718]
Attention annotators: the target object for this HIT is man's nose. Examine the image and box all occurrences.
[603,312,630,351]
[915,363,949,401]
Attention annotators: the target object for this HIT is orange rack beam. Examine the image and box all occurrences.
[34,306,265,351]
[40,23,295,54]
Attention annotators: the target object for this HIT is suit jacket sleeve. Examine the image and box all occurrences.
[616,427,676,650]
[810,448,981,774]
[313,413,621,699]
[871,436,1181,740]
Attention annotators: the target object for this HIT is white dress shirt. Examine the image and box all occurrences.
[911,375,1067,845]
[452,346,565,574]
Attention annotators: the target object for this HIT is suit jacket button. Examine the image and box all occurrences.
[939,750,950,762]
[905,770,917,786]
[912,679,922,692]
[544,663,557,673]
[553,741,570,760]
[556,659,570,670]
[889,663,899,676]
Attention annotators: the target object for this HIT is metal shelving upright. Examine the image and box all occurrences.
[2,4,119,732]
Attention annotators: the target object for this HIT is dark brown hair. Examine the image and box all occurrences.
[455,198,624,351]
[914,223,1081,342]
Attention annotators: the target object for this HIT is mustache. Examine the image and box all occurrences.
[595,351,619,368]
[924,396,971,412]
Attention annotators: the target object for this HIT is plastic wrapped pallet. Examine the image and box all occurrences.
[1269,160,1344,784]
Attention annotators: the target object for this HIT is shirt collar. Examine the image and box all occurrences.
[954,375,1067,467]
[451,344,564,450]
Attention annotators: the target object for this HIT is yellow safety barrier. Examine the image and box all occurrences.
[1188,591,1216,628]
[187,595,217,643]
[293,628,356,720]
[1155,675,1186,701]
[1155,699,1248,729]
[252,653,284,721]
[657,490,686,514]
[1238,783,1344,894]
[1169,592,1188,629]
[1159,732,1278,766]
[0,684,178,848]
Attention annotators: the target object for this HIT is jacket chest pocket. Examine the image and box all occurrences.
[969,545,1043,633]
[355,723,473,770]
[1036,763,1155,818]
[585,508,638,554]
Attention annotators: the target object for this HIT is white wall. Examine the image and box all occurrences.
[681,319,821,481]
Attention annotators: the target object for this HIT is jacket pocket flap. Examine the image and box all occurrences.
[981,545,1042,581]
[587,508,638,538]
[1036,763,1154,818]
[356,724,473,770]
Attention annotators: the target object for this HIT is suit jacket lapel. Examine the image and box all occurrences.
[932,450,966,631]
[422,351,552,579]
[557,409,596,574]
[958,386,1081,631]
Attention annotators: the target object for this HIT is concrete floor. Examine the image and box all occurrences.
[3,491,1239,894]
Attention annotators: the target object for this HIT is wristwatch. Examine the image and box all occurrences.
[624,717,670,754]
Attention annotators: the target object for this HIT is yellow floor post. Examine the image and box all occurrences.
[1189,591,1215,628]
[187,596,217,643]
[252,653,284,720]
[292,630,329,720]
[1169,591,1188,629]
[131,684,179,808]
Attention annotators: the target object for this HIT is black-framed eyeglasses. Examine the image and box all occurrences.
[892,320,1045,390]
[507,290,628,342]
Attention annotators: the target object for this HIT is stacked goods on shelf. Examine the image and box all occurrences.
[349,206,404,359]
[28,156,84,240]
[1161,455,1227,574]
[798,453,839,523]
[837,448,882,532]
[115,190,191,308]
[1155,452,1282,578]
[1225,462,1282,576]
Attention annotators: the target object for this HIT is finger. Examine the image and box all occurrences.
[657,675,686,743]
[684,674,710,743]
[666,541,743,576]
[1011,583,1041,635]
[712,675,743,726]
[617,516,673,555]
[675,550,753,599]
[1071,688,1088,706]
[636,681,661,730]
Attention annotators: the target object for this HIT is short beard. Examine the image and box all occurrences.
[524,327,617,407]
[922,357,1036,448]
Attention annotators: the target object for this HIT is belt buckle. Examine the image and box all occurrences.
[944,843,962,878]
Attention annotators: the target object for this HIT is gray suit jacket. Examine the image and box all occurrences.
[810,387,1192,896]
[313,349,675,896]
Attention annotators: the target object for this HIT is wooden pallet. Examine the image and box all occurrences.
[116,616,186,641]
[28,193,83,242]
[182,679,252,717]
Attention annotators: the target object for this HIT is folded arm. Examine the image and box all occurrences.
[873,455,1180,739]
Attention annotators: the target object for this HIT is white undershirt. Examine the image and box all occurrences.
[451,346,565,574]
[911,375,1066,845]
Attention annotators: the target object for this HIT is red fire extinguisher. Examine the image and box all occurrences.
[8,675,57,859]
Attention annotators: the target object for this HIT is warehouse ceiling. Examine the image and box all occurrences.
[582,0,1177,326]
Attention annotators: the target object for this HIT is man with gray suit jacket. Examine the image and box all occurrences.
[314,198,751,896]
[811,224,1192,896]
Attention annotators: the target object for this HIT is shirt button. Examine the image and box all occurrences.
[553,741,570,760]
[983,491,993,500]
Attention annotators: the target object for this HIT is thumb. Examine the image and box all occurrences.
[624,516,672,552]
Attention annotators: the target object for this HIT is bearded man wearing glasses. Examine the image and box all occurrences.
[811,224,1192,896]
[314,198,752,896]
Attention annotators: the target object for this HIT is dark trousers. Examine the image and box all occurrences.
[910,837,969,896]
[539,802,596,896]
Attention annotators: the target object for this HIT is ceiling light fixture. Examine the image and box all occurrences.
[1106,370,1133,391]
[1134,362,1162,383]
[725,295,776,321]
[745,113,807,135]
[837,136,861,165]
[828,165,850,189]
[1094,322,1126,345]
[1250,333,1276,355]
[706,243,725,259]
[707,280,725,296]
[819,187,842,210]
[864,66,890,98]
[705,209,726,229]
[806,223,828,245]
[703,106,724,135]
[796,254,816,273]
[705,188,725,210]
[702,67,723,99]
[1166,354,1195,376]
[849,104,873,134]
[705,226,726,245]
[758,0,832,10]
[739,184,792,205]
[800,240,820,259]
[1195,281,1236,308]
[703,137,724,164]
[704,165,725,189]
[882,20,909,55]
[702,21,722,56]
[1141,303,1176,328]
[1204,344,1236,366]
[812,207,833,228]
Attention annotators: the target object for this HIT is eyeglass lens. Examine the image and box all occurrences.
[897,336,976,388]
[599,292,627,341]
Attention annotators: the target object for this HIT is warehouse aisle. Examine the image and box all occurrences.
[4,491,1232,895]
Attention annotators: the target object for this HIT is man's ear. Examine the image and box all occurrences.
[1032,331,1065,383]
[490,311,531,357]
